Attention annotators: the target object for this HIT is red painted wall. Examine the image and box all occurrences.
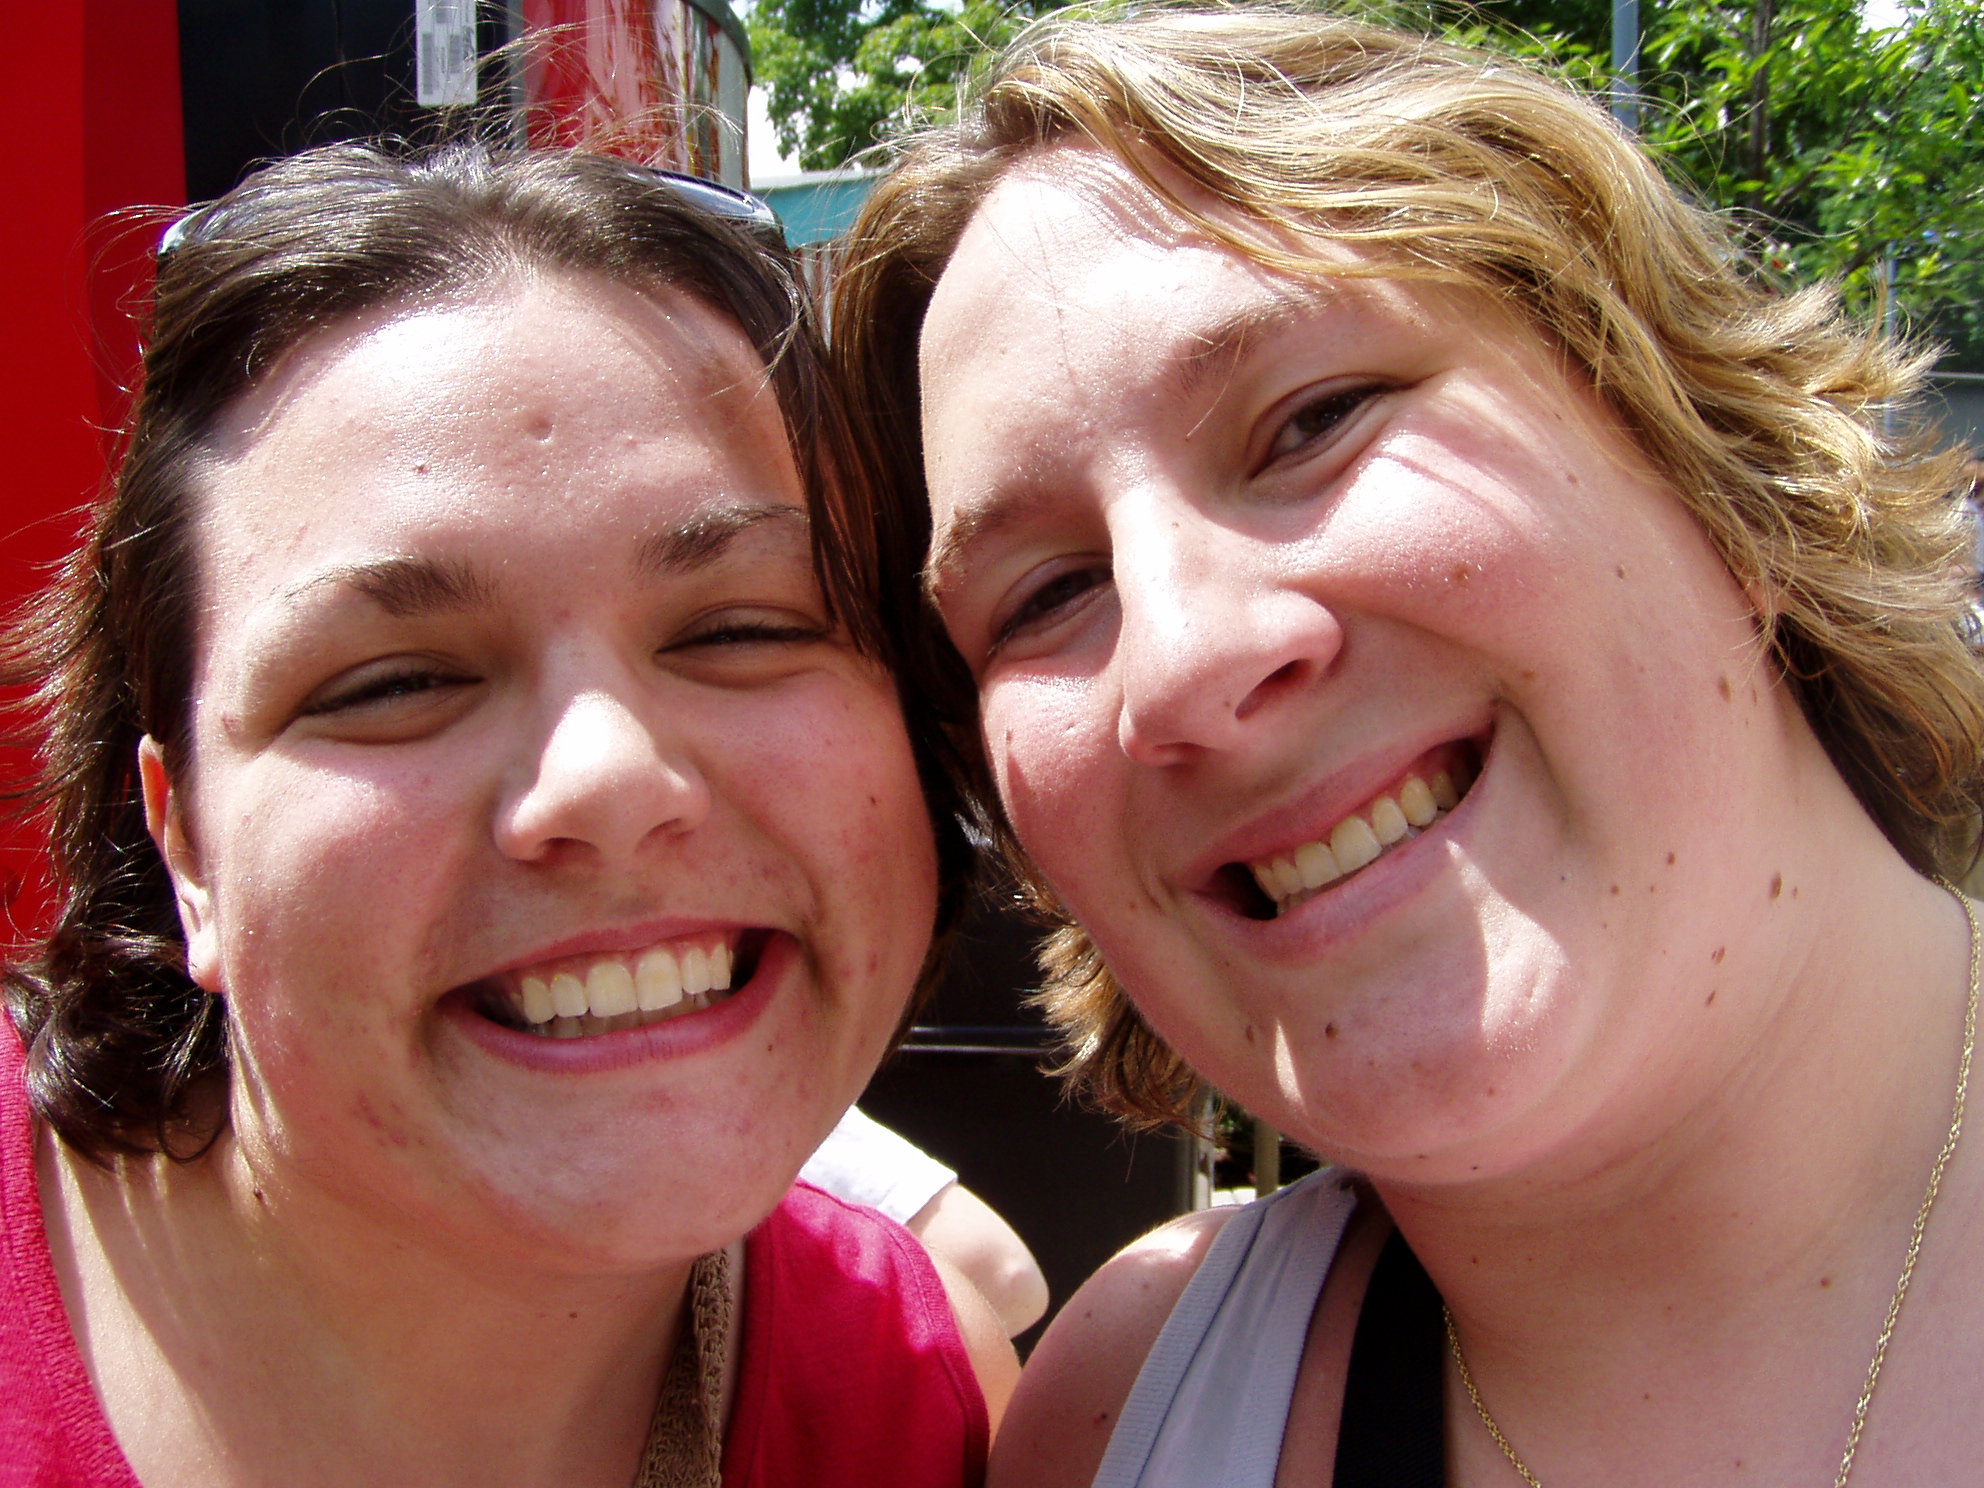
[1,0,184,941]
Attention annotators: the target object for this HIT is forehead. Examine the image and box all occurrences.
[919,147,1311,417]
[917,146,1428,520]
[190,273,801,594]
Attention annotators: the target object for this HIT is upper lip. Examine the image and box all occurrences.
[1185,712,1494,888]
[465,918,764,986]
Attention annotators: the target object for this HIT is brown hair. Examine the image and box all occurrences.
[4,141,974,1162]
[832,3,1984,1127]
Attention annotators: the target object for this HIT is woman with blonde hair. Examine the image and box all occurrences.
[834,7,1984,1483]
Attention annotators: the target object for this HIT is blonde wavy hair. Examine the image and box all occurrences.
[832,2,1984,1127]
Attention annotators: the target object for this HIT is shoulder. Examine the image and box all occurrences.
[987,1205,1241,1488]
[753,1182,962,1349]
[770,1183,1017,1420]
[798,1107,956,1224]
[928,1249,1021,1431]
[727,1185,994,1485]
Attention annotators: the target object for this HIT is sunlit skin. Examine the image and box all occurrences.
[918,147,1826,1185]
[49,272,943,1486]
[924,147,1984,1487]
[157,273,937,1267]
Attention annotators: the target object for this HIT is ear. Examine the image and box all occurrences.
[138,736,222,995]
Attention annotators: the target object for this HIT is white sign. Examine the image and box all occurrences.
[416,0,478,108]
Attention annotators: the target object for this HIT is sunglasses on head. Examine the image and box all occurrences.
[157,161,785,262]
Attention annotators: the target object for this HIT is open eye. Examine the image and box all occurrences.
[1261,383,1387,469]
[990,561,1111,654]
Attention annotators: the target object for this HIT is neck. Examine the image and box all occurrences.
[1379,843,1980,1485]
[44,1127,695,1488]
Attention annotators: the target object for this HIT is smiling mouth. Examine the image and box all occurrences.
[473,930,768,1038]
[1221,740,1482,920]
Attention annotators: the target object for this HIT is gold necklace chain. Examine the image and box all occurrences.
[1443,875,1980,1488]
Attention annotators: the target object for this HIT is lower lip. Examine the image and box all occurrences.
[442,933,793,1074]
[1214,731,1495,956]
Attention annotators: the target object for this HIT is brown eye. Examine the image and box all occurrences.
[994,564,1110,649]
[1264,384,1383,465]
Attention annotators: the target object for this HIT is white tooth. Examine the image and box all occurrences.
[1250,862,1281,898]
[587,961,637,1018]
[519,975,556,1025]
[550,1016,584,1039]
[710,943,733,991]
[1430,770,1459,810]
[1295,840,1340,889]
[1398,777,1438,827]
[682,946,712,997]
[1330,814,1382,873]
[636,949,684,1011]
[1370,795,1409,846]
[550,972,589,1019]
[1266,857,1300,898]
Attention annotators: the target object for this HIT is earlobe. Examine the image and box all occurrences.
[138,736,222,994]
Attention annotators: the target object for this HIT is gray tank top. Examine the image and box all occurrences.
[1091,1170,1358,1488]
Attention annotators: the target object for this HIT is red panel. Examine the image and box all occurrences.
[0,0,184,942]
[519,0,705,170]
[82,0,187,447]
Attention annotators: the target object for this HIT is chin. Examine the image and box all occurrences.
[1233,1000,1584,1184]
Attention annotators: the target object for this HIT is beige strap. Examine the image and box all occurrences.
[633,1249,733,1488]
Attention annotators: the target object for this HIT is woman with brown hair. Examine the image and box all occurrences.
[835,7,1984,1483]
[1,141,1011,1486]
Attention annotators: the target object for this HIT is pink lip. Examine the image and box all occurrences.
[474,918,762,983]
[443,931,794,1074]
[1195,721,1500,954]
[1190,715,1494,885]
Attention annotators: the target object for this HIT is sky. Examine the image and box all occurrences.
[747,84,802,181]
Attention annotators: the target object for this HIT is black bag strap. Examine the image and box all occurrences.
[1331,1228,1446,1487]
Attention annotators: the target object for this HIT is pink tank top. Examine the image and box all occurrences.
[0,1028,985,1486]
[723,1182,989,1488]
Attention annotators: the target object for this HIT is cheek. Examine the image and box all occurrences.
[724,684,940,956]
[982,677,1121,880]
[204,763,479,990]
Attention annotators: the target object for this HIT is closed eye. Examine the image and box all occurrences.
[669,614,830,650]
[299,663,475,717]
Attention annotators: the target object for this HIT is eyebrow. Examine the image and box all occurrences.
[635,502,810,576]
[278,504,809,618]
[1174,281,1335,405]
[924,486,1066,605]
[286,555,497,618]
[925,286,1336,601]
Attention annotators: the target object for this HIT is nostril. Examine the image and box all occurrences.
[1235,658,1313,723]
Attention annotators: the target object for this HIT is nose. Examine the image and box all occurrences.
[495,682,710,863]
[1111,505,1343,765]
